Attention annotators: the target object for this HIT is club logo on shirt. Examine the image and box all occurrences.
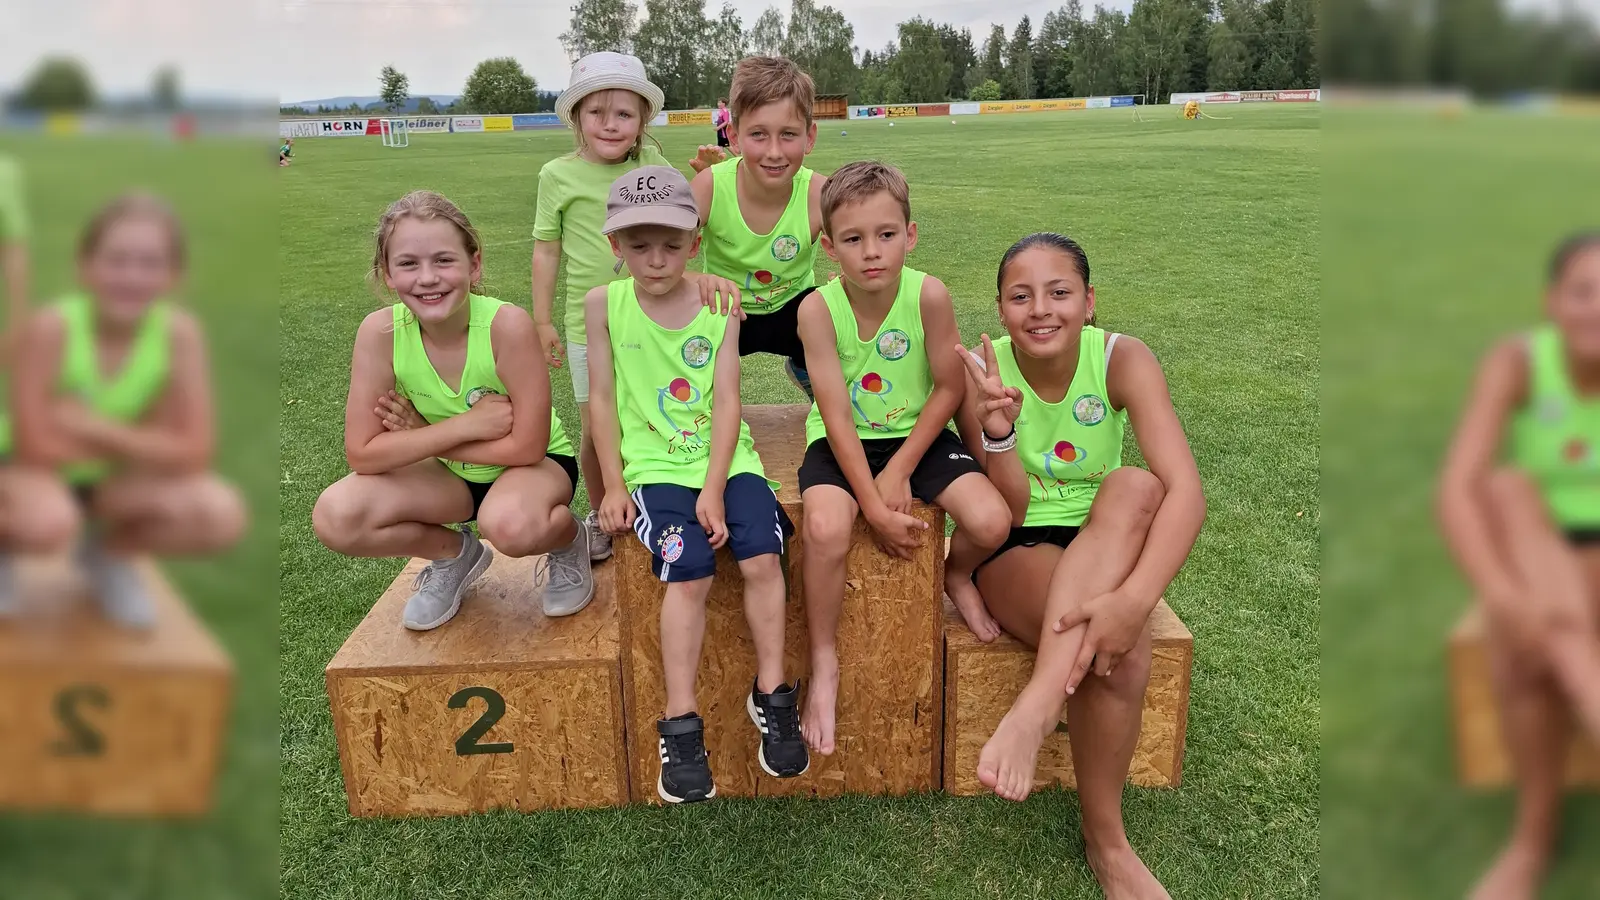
[1565,438,1591,465]
[771,234,800,261]
[658,524,686,563]
[681,335,712,369]
[876,329,910,361]
[1073,394,1107,426]
[465,386,500,407]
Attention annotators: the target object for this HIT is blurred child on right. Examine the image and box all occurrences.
[1438,232,1600,900]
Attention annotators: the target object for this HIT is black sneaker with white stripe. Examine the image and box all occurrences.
[656,713,715,803]
[747,678,809,778]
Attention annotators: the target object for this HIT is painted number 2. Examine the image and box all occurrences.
[448,687,514,756]
[51,685,109,757]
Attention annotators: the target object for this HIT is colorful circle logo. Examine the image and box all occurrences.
[860,372,886,394]
[771,235,800,261]
[752,270,774,286]
[660,532,685,563]
[680,336,712,369]
[1054,441,1085,463]
[465,386,499,407]
[877,329,910,361]
[1073,394,1107,426]
[668,377,693,402]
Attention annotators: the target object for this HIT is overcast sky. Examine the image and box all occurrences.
[0,0,1592,103]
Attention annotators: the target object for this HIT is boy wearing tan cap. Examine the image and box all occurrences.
[584,165,808,803]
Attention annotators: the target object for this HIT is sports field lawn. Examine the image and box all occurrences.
[280,105,1319,898]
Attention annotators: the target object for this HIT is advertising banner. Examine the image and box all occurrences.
[1063,98,1086,110]
[1111,95,1136,107]
[451,116,485,133]
[1241,91,1279,103]
[850,106,885,118]
[313,118,373,136]
[667,110,713,126]
[1274,89,1321,102]
[980,101,1016,114]
[365,119,385,135]
[949,102,980,116]
[405,116,451,133]
[650,112,668,126]
[886,105,918,118]
[1203,92,1242,103]
[512,113,561,130]
[483,116,513,132]
[1086,97,1111,109]
[916,103,951,116]
[280,120,322,138]
[1169,92,1204,105]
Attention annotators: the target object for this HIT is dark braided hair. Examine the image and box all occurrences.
[997,232,1095,325]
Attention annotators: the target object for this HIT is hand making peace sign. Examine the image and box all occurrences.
[955,334,1023,438]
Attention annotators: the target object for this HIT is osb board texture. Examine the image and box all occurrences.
[329,662,628,816]
[1449,605,1600,788]
[0,557,232,816]
[942,597,1192,794]
[616,506,948,804]
[2,555,232,673]
[326,545,619,676]
[745,404,810,506]
[0,668,231,816]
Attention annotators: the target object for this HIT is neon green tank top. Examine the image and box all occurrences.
[606,279,767,490]
[57,294,173,485]
[996,328,1127,527]
[803,268,934,445]
[1510,324,1600,528]
[701,157,816,315]
[392,294,574,484]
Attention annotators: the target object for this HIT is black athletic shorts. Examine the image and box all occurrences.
[1567,527,1600,546]
[716,130,730,148]
[739,286,812,370]
[797,429,981,503]
[973,524,1082,579]
[460,453,579,523]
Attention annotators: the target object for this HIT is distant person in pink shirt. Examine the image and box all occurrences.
[712,98,731,148]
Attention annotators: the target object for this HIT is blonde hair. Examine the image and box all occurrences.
[79,192,187,269]
[368,190,484,300]
[730,56,815,128]
[571,88,661,162]
[819,161,910,235]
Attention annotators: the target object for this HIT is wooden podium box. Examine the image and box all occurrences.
[942,596,1192,795]
[325,547,629,816]
[615,405,948,803]
[0,557,234,817]
[1448,604,1600,788]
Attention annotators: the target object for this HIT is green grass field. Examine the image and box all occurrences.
[1323,108,1600,899]
[280,105,1319,899]
[0,136,277,898]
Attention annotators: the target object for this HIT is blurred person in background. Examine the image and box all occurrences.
[1437,233,1600,900]
[0,193,246,625]
[0,152,31,611]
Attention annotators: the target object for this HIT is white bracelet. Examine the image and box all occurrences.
[981,430,1017,453]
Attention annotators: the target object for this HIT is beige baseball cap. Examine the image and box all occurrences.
[602,166,700,235]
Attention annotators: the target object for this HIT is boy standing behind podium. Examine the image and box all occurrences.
[585,165,808,803]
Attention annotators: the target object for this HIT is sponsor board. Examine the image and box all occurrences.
[483,115,513,132]
[1275,89,1320,102]
[668,110,713,126]
[980,101,1016,114]
[512,113,561,130]
[1111,95,1136,107]
[280,120,321,138]
[1086,97,1112,109]
[850,106,885,118]
[1204,92,1242,103]
[949,102,980,116]
[451,116,484,133]
[1063,98,1086,110]
[886,105,918,118]
[917,103,950,116]
[312,118,373,136]
[650,112,668,126]
[1241,91,1280,103]
[405,117,450,133]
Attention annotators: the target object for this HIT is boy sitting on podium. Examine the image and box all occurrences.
[585,165,808,803]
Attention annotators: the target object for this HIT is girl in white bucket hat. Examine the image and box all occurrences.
[532,51,741,564]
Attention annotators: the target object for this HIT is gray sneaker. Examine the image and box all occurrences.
[402,530,492,631]
[78,536,154,629]
[584,510,612,562]
[536,519,595,617]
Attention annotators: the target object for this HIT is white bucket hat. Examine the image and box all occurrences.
[556,52,665,129]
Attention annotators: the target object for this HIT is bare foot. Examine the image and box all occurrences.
[801,650,839,755]
[946,573,1001,642]
[976,687,1058,801]
[1469,839,1548,900]
[1086,840,1171,900]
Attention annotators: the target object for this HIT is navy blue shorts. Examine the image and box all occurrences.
[631,472,792,582]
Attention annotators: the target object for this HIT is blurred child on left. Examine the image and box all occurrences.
[0,153,31,611]
[0,193,247,625]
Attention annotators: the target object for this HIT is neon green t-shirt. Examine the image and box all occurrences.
[700,156,817,315]
[804,268,936,445]
[605,278,766,490]
[996,328,1127,527]
[532,145,671,345]
[1510,324,1600,528]
[48,294,172,485]
[392,294,574,484]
